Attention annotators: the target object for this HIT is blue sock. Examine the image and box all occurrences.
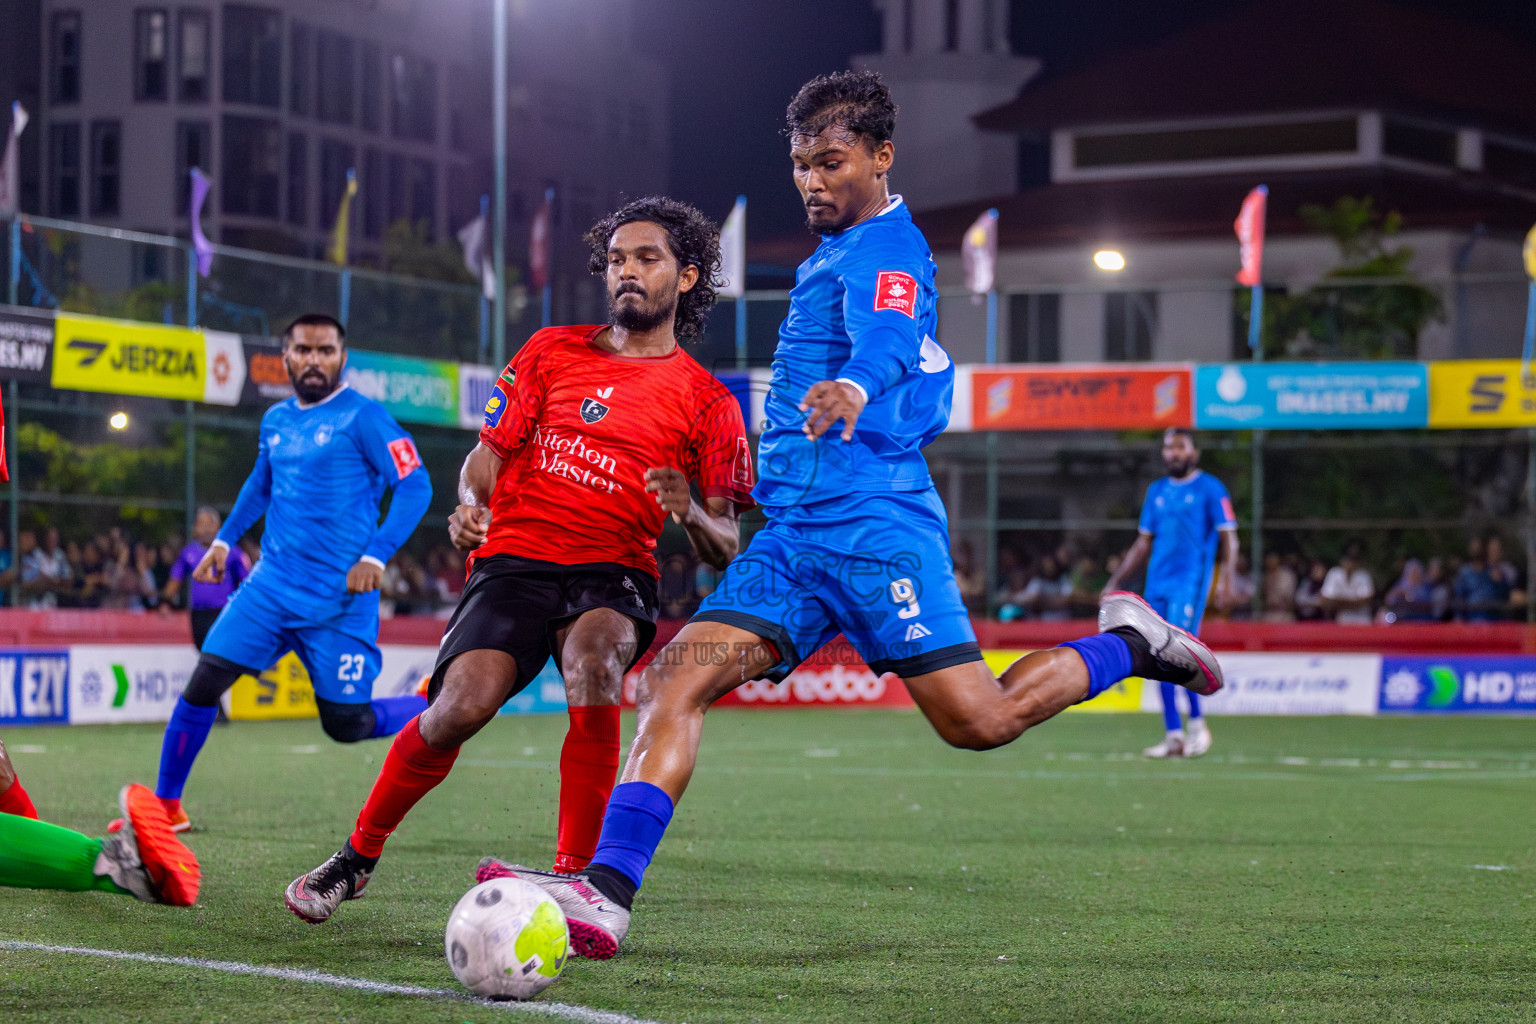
[1059,633,1135,701]
[589,781,675,890]
[369,695,428,738]
[1160,681,1183,731]
[156,698,219,800]
[1187,691,1202,721]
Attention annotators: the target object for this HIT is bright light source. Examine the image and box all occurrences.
[1093,250,1126,271]
[109,412,129,431]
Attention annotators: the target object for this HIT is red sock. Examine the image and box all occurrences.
[0,778,39,820]
[348,717,459,858]
[553,705,621,873]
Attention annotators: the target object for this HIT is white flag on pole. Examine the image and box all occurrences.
[718,195,746,298]
[456,213,495,300]
[962,207,999,296]
[0,102,29,219]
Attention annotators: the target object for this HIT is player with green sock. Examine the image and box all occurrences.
[0,735,201,905]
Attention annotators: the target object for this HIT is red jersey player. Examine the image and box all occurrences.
[285,196,754,924]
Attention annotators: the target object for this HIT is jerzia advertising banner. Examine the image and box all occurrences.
[49,313,244,405]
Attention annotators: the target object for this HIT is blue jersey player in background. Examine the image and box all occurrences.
[148,314,433,832]
[1104,427,1239,758]
[482,71,1227,960]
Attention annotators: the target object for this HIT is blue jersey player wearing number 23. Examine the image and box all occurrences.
[145,315,433,833]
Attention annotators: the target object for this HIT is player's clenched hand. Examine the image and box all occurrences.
[448,505,491,550]
[645,467,692,524]
[193,543,228,584]
[347,561,384,594]
[799,379,866,442]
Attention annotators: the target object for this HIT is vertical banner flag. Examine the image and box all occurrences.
[962,208,999,296]
[1522,222,1536,371]
[529,188,553,290]
[456,209,495,300]
[189,167,214,277]
[327,168,358,265]
[1234,186,1267,287]
[0,101,28,219]
[718,196,747,298]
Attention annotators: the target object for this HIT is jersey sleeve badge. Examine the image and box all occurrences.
[874,270,917,318]
[387,437,422,479]
[484,386,507,429]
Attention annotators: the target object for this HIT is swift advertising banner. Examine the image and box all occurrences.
[1194,362,1428,429]
[971,365,1191,431]
[1426,360,1536,428]
[343,349,460,427]
[0,308,54,383]
[1378,656,1536,714]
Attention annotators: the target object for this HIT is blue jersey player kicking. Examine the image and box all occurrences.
[478,71,1228,960]
[1104,427,1239,758]
[148,314,433,832]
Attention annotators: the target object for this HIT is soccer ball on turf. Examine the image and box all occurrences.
[445,878,570,1000]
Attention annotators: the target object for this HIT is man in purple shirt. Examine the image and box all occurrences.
[164,507,250,651]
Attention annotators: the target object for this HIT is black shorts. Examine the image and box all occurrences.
[430,554,659,700]
[190,607,222,651]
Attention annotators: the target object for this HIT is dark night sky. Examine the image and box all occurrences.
[636,0,1536,242]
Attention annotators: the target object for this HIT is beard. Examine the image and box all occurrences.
[610,288,677,334]
[291,368,336,403]
[1165,458,1195,479]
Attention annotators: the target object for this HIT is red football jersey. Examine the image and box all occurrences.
[475,325,754,577]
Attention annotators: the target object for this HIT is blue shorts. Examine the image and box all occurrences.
[694,487,981,679]
[201,577,382,704]
[1144,585,1209,635]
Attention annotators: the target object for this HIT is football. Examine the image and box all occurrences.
[444,878,570,1000]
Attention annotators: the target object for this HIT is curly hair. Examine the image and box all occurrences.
[584,196,722,340]
[785,69,898,146]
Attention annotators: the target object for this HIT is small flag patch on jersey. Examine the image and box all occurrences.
[387,437,422,479]
[874,270,917,318]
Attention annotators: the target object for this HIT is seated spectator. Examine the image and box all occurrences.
[1068,555,1108,618]
[1226,553,1256,621]
[1456,534,1516,622]
[1260,552,1297,623]
[1293,559,1328,621]
[995,563,1032,622]
[1425,557,1452,621]
[1018,555,1073,622]
[952,541,985,613]
[1486,536,1520,618]
[1383,558,1435,622]
[0,528,12,605]
[1320,542,1374,625]
[20,528,68,609]
[72,541,108,607]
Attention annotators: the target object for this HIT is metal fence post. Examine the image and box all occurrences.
[186,242,198,328]
[338,269,351,328]
[8,378,18,608]
[7,219,19,306]
[984,430,999,619]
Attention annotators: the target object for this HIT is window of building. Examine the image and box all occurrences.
[1007,293,1060,362]
[90,121,122,217]
[360,147,386,238]
[50,12,82,104]
[1383,119,1457,168]
[1483,139,1536,191]
[49,123,82,216]
[316,31,356,124]
[385,154,433,234]
[289,21,312,116]
[320,139,356,226]
[221,114,281,216]
[135,10,170,101]
[944,0,960,51]
[1104,291,1157,361]
[222,4,282,108]
[175,120,211,214]
[286,132,308,227]
[390,51,437,142]
[360,41,382,132]
[1074,118,1358,170]
[178,9,211,101]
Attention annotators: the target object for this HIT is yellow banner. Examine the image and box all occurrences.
[227,652,318,721]
[51,313,205,401]
[982,650,1144,713]
[1427,360,1536,428]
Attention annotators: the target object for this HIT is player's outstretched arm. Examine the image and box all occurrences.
[202,446,274,582]
[644,468,740,569]
[448,443,502,551]
[799,379,868,442]
[1214,528,1241,610]
[1103,533,1153,598]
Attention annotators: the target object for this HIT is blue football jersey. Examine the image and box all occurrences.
[1139,470,1237,598]
[754,196,954,510]
[217,385,433,622]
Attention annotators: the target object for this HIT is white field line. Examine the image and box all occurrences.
[0,941,664,1024]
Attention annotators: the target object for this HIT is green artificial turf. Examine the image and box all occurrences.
[1,711,1533,1023]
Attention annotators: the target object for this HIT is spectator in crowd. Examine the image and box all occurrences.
[0,529,11,605]
[952,541,985,613]
[1320,542,1375,625]
[18,529,60,609]
[1485,536,1522,615]
[1383,558,1435,622]
[1293,559,1328,621]
[1260,552,1297,623]
[1424,557,1452,621]
[1455,534,1516,621]
[1068,555,1108,618]
[1018,554,1073,621]
[1226,553,1256,621]
[165,508,250,647]
[995,561,1033,621]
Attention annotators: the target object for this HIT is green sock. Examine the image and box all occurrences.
[0,811,128,895]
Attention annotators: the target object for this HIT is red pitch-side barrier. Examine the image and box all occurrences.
[0,610,1530,654]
